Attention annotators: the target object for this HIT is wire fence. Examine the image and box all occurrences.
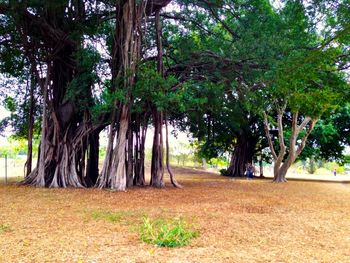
[0,155,27,184]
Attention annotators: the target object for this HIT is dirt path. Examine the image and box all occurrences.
[0,167,349,262]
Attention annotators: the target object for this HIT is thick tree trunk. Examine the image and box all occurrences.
[23,118,99,187]
[17,0,103,188]
[226,132,256,177]
[97,0,146,190]
[97,106,117,188]
[86,130,100,186]
[109,105,129,191]
[151,110,165,187]
[273,165,289,183]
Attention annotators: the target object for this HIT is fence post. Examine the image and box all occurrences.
[5,154,7,184]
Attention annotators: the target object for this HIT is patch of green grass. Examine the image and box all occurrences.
[0,224,11,233]
[90,210,123,223]
[140,217,199,247]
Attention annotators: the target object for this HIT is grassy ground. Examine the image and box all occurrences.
[0,167,349,263]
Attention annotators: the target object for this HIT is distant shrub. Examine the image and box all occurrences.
[337,166,345,174]
[315,168,330,175]
[140,217,199,247]
[219,169,229,176]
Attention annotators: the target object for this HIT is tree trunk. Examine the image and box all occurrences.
[226,132,256,177]
[97,0,145,190]
[264,111,317,183]
[109,105,129,191]
[36,62,51,187]
[86,130,100,186]
[134,113,148,186]
[97,106,117,188]
[273,167,289,183]
[150,9,166,188]
[126,121,134,187]
[17,0,103,188]
[23,116,99,187]
[259,156,264,178]
[151,110,165,187]
[26,73,35,177]
[165,115,182,188]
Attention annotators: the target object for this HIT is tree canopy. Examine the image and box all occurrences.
[0,0,349,188]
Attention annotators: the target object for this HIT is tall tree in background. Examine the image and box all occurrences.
[258,0,350,182]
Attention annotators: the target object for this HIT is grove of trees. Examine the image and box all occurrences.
[0,0,349,188]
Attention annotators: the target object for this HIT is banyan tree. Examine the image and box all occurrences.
[0,0,179,190]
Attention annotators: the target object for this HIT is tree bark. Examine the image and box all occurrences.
[264,111,317,183]
[259,156,264,178]
[86,130,100,186]
[134,113,148,186]
[126,120,134,187]
[226,131,256,177]
[165,115,182,188]
[151,110,165,187]
[26,72,35,177]
[97,0,145,190]
[97,105,117,188]
[109,104,129,191]
[18,1,102,188]
[150,9,166,188]
[36,62,51,187]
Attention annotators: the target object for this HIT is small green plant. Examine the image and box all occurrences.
[90,210,123,223]
[140,217,199,247]
[0,224,11,233]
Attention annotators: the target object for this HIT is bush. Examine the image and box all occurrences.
[315,167,330,175]
[140,217,199,247]
[219,168,230,176]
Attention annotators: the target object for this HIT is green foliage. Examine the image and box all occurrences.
[3,96,16,112]
[91,83,127,121]
[133,65,178,112]
[301,104,350,162]
[140,217,199,247]
[322,161,344,173]
[208,157,229,168]
[344,155,350,164]
[0,137,39,158]
[66,46,101,114]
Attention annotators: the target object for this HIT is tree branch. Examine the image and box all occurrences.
[297,116,312,132]
[277,105,286,154]
[296,119,317,156]
[263,112,278,161]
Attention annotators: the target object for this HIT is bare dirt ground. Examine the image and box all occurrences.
[0,167,349,263]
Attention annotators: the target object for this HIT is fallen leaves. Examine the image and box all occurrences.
[0,167,349,262]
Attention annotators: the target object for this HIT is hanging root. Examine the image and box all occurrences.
[165,115,182,189]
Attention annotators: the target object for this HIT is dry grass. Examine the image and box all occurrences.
[0,167,349,263]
